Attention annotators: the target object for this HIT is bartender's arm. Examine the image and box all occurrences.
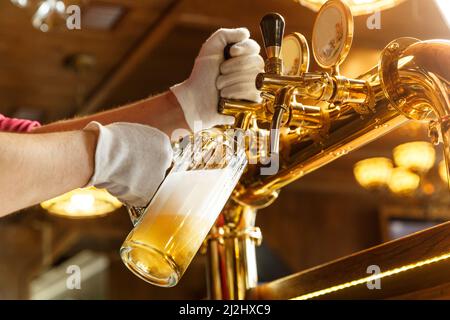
[34,28,263,136]
[0,27,263,217]
[0,130,96,216]
[32,91,189,136]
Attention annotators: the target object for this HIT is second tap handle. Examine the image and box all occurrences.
[260,13,285,58]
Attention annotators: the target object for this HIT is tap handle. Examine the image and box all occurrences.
[260,13,285,57]
[219,43,239,114]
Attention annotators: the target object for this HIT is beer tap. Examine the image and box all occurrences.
[259,13,291,166]
[256,2,375,120]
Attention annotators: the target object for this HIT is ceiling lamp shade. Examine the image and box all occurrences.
[354,157,393,189]
[295,0,407,16]
[393,141,436,173]
[41,187,122,218]
[388,167,421,195]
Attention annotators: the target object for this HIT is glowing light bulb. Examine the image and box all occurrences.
[353,157,393,189]
[32,0,67,32]
[393,141,436,173]
[67,193,96,214]
[41,187,122,218]
[388,167,420,196]
[11,0,29,8]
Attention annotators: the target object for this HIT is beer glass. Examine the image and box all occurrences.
[120,129,247,287]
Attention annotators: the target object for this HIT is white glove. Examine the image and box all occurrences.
[84,122,173,208]
[170,28,264,132]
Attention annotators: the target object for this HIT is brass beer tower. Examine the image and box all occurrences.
[204,0,450,300]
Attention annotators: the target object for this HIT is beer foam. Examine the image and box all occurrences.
[147,168,235,218]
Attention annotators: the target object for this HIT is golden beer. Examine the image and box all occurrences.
[120,167,243,287]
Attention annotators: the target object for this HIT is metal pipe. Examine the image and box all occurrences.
[205,202,260,300]
[238,81,409,204]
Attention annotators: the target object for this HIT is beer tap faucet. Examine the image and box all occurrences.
[257,4,375,122]
[259,13,291,166]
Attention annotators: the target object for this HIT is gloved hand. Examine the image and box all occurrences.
[170,28,264,132]
[84,121,173,208]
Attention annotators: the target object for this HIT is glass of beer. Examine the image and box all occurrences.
[120,129,247,287]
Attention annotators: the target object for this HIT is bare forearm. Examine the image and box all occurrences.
[33,91,188,136]
[0,130,97,217]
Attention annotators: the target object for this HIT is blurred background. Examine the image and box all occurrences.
[0,0,449,299]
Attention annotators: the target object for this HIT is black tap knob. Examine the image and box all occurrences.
[260,13,285,57]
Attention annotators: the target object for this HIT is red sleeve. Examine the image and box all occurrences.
[0,114,41,133]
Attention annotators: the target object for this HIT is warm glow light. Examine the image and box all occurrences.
[439,160,449,183]
[10,0,67,32]
[353,157,393,189]
[296,0,407,16]
[11,0,29,8]
[32,0,66,32]
[388,167,420,195]
[435,0,450,29]
[393,141,436,173]
[41,187,122,218]
[292,252,450,300]
[67,193,96,213]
